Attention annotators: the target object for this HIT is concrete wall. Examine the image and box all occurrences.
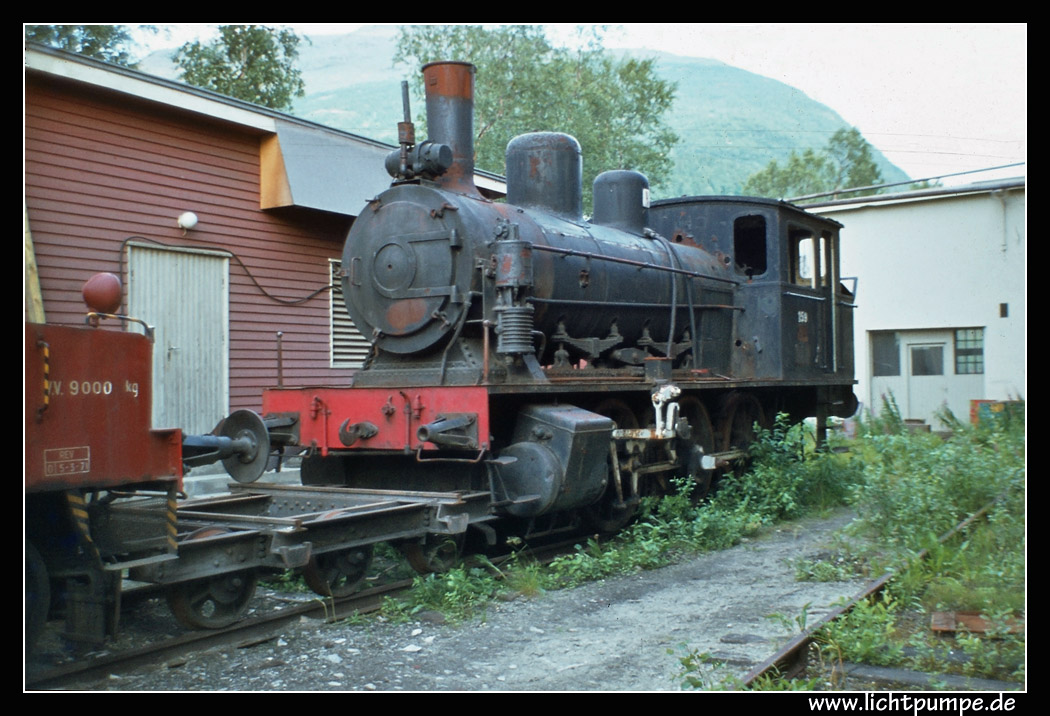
[815,184,1025,425]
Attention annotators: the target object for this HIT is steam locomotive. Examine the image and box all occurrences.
[264,61,857,535]
[25,60,856,647]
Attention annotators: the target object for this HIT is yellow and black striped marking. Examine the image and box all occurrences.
[65,490,101,564]
[166,484,179,554]
[37,339,50,419]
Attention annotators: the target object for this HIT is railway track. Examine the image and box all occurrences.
[30,494,1025,692]
[26,536,582,690]
[26,579,409,690]
[740,497,1024,691]
[28,510,873,691]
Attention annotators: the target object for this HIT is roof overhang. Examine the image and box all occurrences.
[26,44,278,133]
[26,45,507,216]
[806,177,1026,214]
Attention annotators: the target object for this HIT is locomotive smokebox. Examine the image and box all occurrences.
[422,61,479,196]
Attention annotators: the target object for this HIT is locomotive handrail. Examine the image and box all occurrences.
[529,244,740,285]
[782,291,828,301]
[526,297,742,310]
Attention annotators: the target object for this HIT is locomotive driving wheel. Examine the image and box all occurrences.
[302,545,374,598]
[583,399,640,534]
[719,392,767,452]
[677,396,717,499]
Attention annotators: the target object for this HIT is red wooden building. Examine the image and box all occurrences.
[24,45,503,433]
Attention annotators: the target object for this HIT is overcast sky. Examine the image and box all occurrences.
[144,23,1026,186]
[592,23,1027,185]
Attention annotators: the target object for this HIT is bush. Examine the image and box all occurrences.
[711,415,862,522]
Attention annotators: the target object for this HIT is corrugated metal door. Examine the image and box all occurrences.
[128,244,229,434]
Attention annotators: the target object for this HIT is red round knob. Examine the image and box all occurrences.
[82,272,122,314]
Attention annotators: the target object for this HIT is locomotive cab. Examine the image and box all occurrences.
[650,197,857,419]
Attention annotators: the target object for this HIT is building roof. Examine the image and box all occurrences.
[24,44,506,214]
[805,177,1025,213]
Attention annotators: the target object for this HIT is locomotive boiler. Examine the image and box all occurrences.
[262,61,858,541]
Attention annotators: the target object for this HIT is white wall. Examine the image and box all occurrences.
[815,185,1025,424]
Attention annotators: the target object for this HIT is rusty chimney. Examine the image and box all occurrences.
[422,61,479,196]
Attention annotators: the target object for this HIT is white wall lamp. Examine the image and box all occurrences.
[177,211,199,235]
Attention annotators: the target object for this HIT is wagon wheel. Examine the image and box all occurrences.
[400,534,464,574]
[26,541,50,654]
[677,396,717,500]
[302,545,374,598]
[167,570,258,630]
[719,393,767,452]
[583,399,640,534]
[166,527,257,629]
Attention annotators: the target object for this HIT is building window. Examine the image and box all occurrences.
[871,332,900,376]
[910,345,944,376]
[330,260,369,368]
[954,328,984,374]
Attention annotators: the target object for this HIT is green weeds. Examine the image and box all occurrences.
[670,647,738,690]
[380,560,502,623]
[259,569,312,593]
[792,553,867,582]
[678,403,1025,689]
[819,592,904,667]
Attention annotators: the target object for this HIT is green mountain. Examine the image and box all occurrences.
[650,53,909,195]
[140,26,909,196]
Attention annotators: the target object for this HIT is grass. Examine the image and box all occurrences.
[725,399,1026,690]
[259,570,312,593]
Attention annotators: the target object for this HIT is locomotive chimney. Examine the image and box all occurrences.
[422,61,479,196]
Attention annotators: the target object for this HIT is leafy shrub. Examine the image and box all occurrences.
[711,414,862,522]
[819,592,904,666]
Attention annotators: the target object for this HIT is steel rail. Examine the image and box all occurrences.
[739,496,1005,688]
[25,580,410,690]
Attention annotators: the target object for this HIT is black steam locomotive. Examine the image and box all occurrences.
[263,60,857,540]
